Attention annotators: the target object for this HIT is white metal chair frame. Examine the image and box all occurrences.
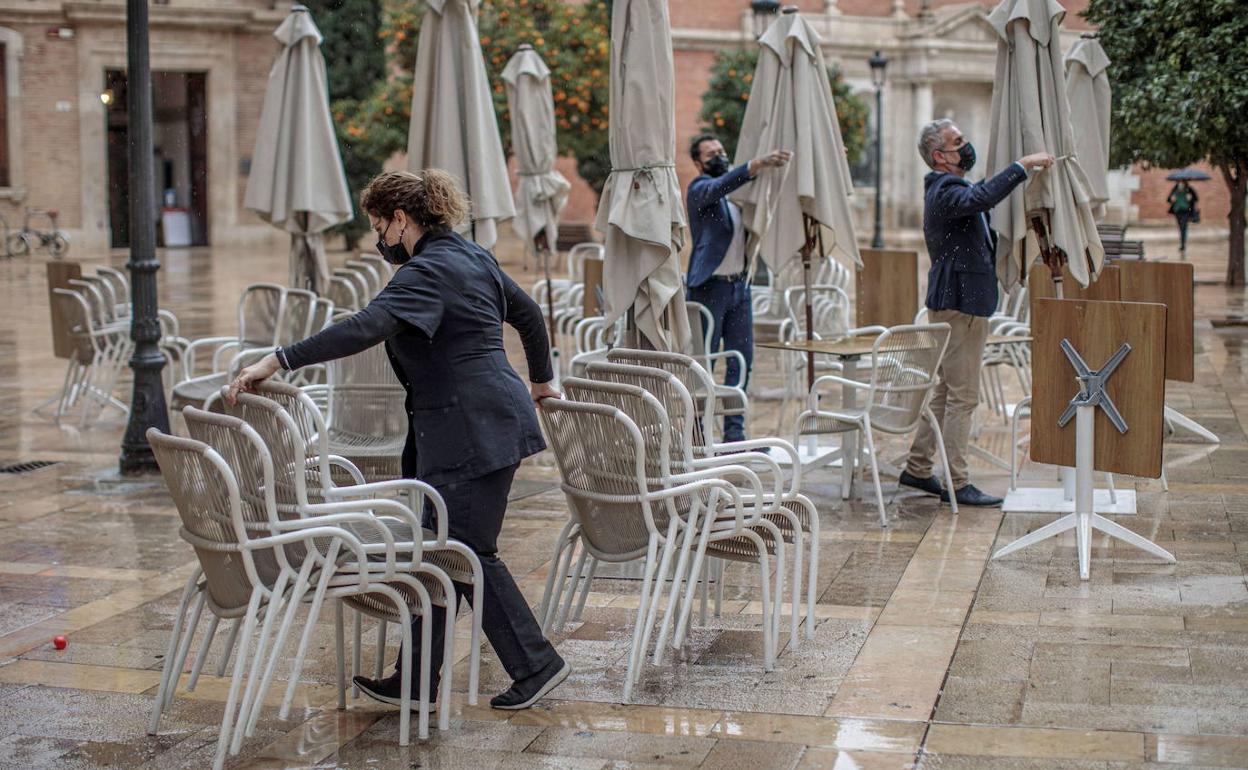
[797,323,958,526]
[538,393,768,700]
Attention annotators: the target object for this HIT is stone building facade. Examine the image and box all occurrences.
[0,0,284,252]
[0,0,1225,254]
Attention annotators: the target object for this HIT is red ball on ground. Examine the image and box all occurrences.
[52,636,67,650]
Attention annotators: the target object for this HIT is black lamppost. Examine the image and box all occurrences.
[750,0,780,36]
[119,0,169,475]
[868,49,888,250]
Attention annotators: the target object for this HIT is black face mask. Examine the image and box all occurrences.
[947,142,976,172]
[703,154,731,178]
[376,221,410,265]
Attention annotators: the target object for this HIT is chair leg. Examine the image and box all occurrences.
[185,613,220,693]
[274,557,335,726]
[335,599,347,711]
[571,557,598,623]
[212,589,262,770]
[374,621,388,679]
[714,558,725,617]
[538,521,576,633]
[803,499,819,640]
[672,500,717,651]
[397,601,414,746]
[164,591,206,710]
[148,573,199,735]
[860,421,887,527]
[926,406,959,516]
[236,570,297,744]
[655,509,700,662]
[544,533,579,634]
[556,549,589,632]
[352,610,363,698]
[624,536,660,703]
[215,618,241,678]
[646,521,682,667]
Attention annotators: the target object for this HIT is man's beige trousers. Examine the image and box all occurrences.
[905,309,988,489]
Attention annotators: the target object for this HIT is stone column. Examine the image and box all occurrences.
[892,0,908,19]
[824,0,841,15]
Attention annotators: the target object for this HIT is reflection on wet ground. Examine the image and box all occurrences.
[1,233,1246,768]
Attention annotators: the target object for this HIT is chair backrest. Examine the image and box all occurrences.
[345,260,383,296]
[584,360,698,469]
[567,242,603,282]
[606,348,718,450]
[95,266,130,305]
[783,284,850,341]
[562,376,674,482]
[67,278,112,327]
[538,396,659,561]
[238,283,286,348]
[276,288,316,345]
[863,323,951,434]
[685,301,715,361]
[51,288,97,361]
[221,386,320,511]
[325,343,407,440]
[148,428,268,613]
[326,277,361,312]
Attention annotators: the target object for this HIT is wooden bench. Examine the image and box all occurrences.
[1097,223,1146,260]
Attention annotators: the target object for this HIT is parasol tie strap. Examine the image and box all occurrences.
[611,164,676,201]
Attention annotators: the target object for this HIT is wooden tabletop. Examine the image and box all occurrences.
[759,333,1032,358]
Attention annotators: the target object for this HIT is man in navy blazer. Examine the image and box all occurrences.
[900,119,1053,507]
[686,133,790,442]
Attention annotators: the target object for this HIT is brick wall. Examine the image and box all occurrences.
[0,23,83,231]
[1131,162,1231,225]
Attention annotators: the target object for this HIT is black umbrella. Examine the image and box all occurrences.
[1166,167,1212,182]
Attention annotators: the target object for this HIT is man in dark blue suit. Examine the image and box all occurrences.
[686,134,790,443]
[899,119,1053,507]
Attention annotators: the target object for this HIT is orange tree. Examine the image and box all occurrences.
[334,0,614,207]
[699,47,867,166]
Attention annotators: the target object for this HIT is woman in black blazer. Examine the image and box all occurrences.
[228,170,568,710]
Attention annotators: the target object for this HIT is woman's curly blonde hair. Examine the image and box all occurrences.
[360,169,471,234]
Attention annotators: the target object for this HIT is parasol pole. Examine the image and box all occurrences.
[800,213,818,390]
[535,229,561,383]
[1030,211,1066,300]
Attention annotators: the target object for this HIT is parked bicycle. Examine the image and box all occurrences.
[8,208,70,257]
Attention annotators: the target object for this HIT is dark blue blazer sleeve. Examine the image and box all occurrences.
[687,164,754,215]
[929,163,1027,219]
[501,270,554,384]
[281,302,403,371]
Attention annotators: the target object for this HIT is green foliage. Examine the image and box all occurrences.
[333,0,614,205]
[697,47,868,167]
[305,0,386,247]
[1084,0,1248,283]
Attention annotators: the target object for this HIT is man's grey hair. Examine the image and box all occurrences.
[918,119,956,169]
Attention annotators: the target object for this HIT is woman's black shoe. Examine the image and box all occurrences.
[352,672,438,709]
[490,657,571,710]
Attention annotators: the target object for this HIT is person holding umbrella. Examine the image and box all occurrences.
[1167,176,1202,259]
[226,170,571,711]
[899,119,1053,507]
[685,133,791,444]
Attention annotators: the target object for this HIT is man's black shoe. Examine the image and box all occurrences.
[898,471,943,497]
[941,484,1004,507]
[490,656,571,710]
[352,671,438,709]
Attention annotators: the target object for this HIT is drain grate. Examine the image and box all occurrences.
[0,460,61,475]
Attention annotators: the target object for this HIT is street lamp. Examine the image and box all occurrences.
[868,49,888,250]
[119,0,169,474]
[750,0,780,37]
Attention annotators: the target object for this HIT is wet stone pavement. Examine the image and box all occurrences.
[1,234,1247,768]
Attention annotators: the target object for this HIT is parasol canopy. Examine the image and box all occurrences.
[731,8,862,276]
[594,0,689,351]
[1166,168,1212,182]
[502,44,571,251]
[1064,36,1112,219]
[244,4,352,294]
[407,0,514,250]
[986,0,1104,289]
